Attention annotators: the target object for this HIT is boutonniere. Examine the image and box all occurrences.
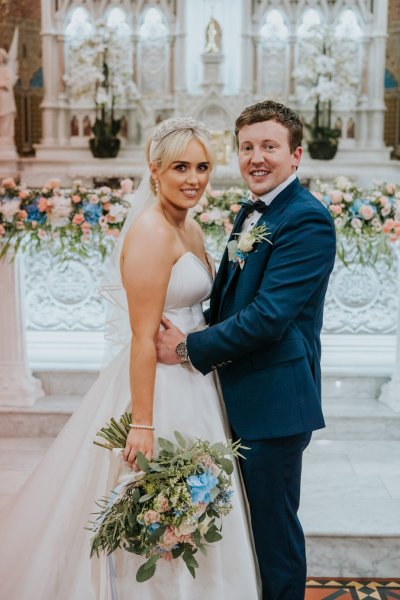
[227,224,272,270]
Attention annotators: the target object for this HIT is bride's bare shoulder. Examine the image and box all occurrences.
[122,207,174,252]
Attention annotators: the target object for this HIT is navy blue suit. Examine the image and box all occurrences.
[187,178,336,599]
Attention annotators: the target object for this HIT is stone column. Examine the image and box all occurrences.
[0,255,44,406]
[174,0,186,94]
[240,0,253,94]
[367,0,388,148]
[40,0,59,146]
[379,244,400,412]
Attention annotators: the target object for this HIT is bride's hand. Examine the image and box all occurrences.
[123,428,154,471]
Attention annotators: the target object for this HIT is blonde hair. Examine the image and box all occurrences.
[146,124,214,194]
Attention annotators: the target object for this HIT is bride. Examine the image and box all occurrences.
[0,118,260,599]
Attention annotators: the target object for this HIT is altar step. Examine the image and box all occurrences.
[0,372,397,439]
[0,435,398,578]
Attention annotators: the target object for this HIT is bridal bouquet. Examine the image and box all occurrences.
[89,413,244,582]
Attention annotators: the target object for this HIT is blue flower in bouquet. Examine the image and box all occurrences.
[216,489,233,504]
[26,202,46,224]
[83,202,102,225]
[147,522,161,534]
[187,470,219,504]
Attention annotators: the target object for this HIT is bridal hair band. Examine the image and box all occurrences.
[152,117,211,144]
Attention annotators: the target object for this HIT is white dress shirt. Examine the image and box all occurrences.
[241,173,297,232]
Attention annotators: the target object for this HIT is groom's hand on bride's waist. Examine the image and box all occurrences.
[156,316,187,365]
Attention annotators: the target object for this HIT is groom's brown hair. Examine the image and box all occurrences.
[235,100,303,153]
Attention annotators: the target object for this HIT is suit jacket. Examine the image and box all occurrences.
[187,178,336,440]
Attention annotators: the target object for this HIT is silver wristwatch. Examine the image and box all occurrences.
[175,339,189,362]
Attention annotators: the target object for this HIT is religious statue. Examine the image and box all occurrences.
[205,17,222,53]
[0,47,17,144]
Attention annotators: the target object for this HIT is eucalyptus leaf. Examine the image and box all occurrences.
[136,562,157,582]
[136,451,150,472]
[220,457,234,475]
[158,437,176,453]
[174,431,187,448]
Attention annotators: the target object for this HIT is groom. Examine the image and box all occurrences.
[157,100,336,599]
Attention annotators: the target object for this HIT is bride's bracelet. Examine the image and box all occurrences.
[129,423,155,431]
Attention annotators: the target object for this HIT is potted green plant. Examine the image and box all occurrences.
[295,19,359,160]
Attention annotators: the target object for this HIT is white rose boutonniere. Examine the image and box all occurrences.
[227,224,272,269]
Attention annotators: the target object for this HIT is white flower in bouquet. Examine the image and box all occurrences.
[108,203,128,223]
[237,232,255,253]
[48,195,72,227]
[335,176,352,191]
[0,199,21,221]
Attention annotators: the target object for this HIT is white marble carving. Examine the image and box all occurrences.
[24,248,110,331]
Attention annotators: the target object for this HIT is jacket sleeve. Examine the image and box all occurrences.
[187,208,336,375]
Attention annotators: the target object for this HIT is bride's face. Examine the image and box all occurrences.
[155,139,211,210]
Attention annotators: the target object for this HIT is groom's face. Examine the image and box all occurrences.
[237,120,302,197]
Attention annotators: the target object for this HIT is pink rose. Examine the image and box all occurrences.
[230,203,241,214]
[351,218,362,230]
[386,183,396,196]
[72,214,85,225]
[19,190,29,200]
[328,190,343,204]
[329,204,342,216]
[143,510,160,525]
[199,213,210,223]
[18,210,28,220]
[359,205,374,220]
[157,496,169,512]
[71,195,82,204]
[45,178,61,190]
[120,178,134,194]
[162,527,180,550]
[0,224,5,236]
[381,205,391,217]
[38,197,48,212]
[2,177,16,189]
[379,195,389,206]
[103,202,111,211]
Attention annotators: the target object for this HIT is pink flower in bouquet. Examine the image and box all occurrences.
[143,510,160,525]
[178,533,196,547]
[120,178,134,194]
[102,202,111,211]
[19,190,29,200]
[386,183,396,196]
[209,190,222,198]
[38,197,48,212]
[343,193,353,203]
[351,218,362,230]
[72,195,82,204]
[155,495,169,513]
[383,219,394,234]
[38,229,47,240]
[15,221,24,230]
[81,222,91,234]
[99,216,107,227]
[31,220,37,229]
[381,205,391,217]
[230,203,241,214]
[72,214,85,225]
[100,186,112,194]
[379,195,389,206]
[359,205,374,220]
[162,527,180,550]
[224,221,233,235]
[0,199,20,219]
[18,210,28,220]
[199,213,210,223]
[329,204,342,216]
[45,178,61,190]
[199,196,209,208]
[311,191,322,201]
[328,190,343,204]
[108,229,120,238]
[2,177,16,189]
[89,194,100,204]
[0,224,5,236]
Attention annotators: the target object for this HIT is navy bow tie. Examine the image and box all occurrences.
[239,199,268,216]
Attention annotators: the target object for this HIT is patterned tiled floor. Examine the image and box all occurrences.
[306,579,400,599]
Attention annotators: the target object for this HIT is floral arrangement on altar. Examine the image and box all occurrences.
[313,176,400,264]
[0,177,133,259]
[89,413,243,582]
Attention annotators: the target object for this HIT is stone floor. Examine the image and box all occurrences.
[0,373,399,578]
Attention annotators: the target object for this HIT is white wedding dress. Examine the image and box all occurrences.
[0,251,260,600]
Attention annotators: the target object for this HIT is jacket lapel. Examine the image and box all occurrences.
[215,178,302,315]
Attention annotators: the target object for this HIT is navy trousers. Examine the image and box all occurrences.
[236,432,312,600]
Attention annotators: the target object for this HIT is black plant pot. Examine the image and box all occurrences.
[89,137,120,159]
[307,139,338,160]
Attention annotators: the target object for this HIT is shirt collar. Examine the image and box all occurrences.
[251,173,297,206]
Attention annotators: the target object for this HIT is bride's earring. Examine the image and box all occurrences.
[155,180,159,194]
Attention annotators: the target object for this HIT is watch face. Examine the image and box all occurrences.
[176,341,187,359]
